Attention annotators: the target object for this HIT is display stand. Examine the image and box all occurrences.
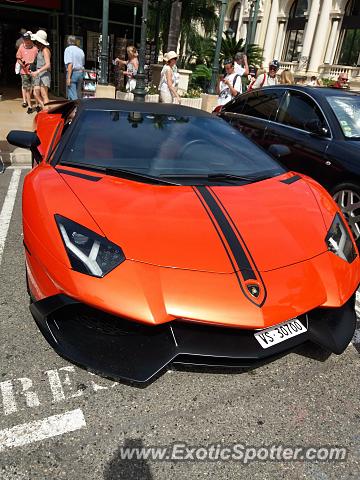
[82,69,97,98]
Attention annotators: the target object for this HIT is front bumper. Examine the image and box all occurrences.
[29,293,357,383]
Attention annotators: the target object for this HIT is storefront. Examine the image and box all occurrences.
[0,0,142,96]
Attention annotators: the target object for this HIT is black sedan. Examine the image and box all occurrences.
[218,86,360,244]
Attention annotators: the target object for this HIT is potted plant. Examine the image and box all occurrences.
[116,86,134,101]
[145,84,159,103]
[180,86,203,109]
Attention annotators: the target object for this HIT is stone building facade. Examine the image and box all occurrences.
[226,0,360,82]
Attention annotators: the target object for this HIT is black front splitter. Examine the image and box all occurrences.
[29,294,357,383]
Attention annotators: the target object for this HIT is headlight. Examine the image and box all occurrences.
[325,213,357,263]
[55,215,125,277]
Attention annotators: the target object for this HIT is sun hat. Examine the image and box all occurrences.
[166,51,178,62]
[31,30,49,46]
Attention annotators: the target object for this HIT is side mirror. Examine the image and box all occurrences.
[268,144,291,158]
[6,131,42,164]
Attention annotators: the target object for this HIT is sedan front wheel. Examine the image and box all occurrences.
[332,183,360,244]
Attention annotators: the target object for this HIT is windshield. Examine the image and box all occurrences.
[60,110,285,182]
[327,95,360,138]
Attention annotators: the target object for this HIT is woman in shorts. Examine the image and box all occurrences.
[30,30,51,109]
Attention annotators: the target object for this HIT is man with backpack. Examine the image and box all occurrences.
[251,59,280,90]
[216,59,242,106]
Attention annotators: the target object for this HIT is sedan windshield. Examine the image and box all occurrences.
[60,110,285,182]
[327,95,360,139]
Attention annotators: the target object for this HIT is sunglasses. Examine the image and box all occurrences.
[340,77,348,81]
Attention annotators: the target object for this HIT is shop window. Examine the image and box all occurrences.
[336,0,360,66]
[229,2,241,34]
[282,0,308,62]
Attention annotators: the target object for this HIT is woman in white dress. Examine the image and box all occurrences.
[159,51,181,104]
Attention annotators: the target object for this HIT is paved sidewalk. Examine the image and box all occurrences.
[0,88,65,166]
[0,88,35,166]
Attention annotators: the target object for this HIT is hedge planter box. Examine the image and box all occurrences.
[145,94,159,103]
[116,91,134,101]
[180,97,202,109]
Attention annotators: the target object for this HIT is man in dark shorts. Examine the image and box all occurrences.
[16,32,38,113]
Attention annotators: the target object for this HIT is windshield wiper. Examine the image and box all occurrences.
[161,173,268,183]
[60,162,180,186]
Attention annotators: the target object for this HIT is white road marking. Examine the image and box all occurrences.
[0,408,86,452]
[0,169,21,266]
[6,166,31,170]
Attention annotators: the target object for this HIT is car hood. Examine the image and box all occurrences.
[59,169,328,273]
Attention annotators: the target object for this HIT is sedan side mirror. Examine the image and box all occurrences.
[6,131,42,164]
[268,144,291,158]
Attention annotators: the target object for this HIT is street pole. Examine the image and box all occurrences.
[250,0,260,45]
[245,1,254,53]
[208,0,228,94]
[99,0,109,85]
[133,0,149,102]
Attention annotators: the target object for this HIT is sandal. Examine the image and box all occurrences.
[22,102,27,108]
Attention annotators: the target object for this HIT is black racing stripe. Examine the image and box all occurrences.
[192,187,239,275]
[281,175,301,184]
[56,168,102,182]
[196,186,255,280]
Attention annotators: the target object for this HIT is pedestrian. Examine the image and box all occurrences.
[30,30,51,109]
[64,35,85,100]
[159,51,181,104]
[332,73,349,89]
[234,52,249,93]
[251,60,280,89]
[279,69,294,85]
[16,31,38,114]
[15,28,28,108]
[216,58,242,106]
[115,46,139,93]
[246,65,257,91]
[306,75,321,86]
[15,28,26,50]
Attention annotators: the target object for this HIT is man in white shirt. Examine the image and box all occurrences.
[252,59,280,89]
[233,52,249,94]
[217,59,242,106]
[64,35,85,100]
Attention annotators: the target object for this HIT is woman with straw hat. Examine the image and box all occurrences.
[30,30,51,110]
[159,51,180,104]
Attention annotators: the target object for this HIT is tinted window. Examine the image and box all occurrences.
[61,110,285,180]
[224,96,248,114]
[242,91,282,120]
[277,91,327,133]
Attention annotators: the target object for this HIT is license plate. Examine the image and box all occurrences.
[254,318,307,349]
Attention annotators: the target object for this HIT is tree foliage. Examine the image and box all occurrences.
[148,0,218,61]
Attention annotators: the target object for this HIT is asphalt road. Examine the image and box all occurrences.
[0,167,359,480]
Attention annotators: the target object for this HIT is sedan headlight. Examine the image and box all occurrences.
[325,213,357,263]
[55,215,125,277]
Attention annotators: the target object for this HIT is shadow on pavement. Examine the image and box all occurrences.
[103,438,153,480]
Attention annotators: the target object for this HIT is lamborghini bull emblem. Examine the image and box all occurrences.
[247,284,260,298]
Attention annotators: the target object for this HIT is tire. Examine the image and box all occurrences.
[331,183,360,247]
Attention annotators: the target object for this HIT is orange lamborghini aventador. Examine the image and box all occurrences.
[7,99,360,383]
